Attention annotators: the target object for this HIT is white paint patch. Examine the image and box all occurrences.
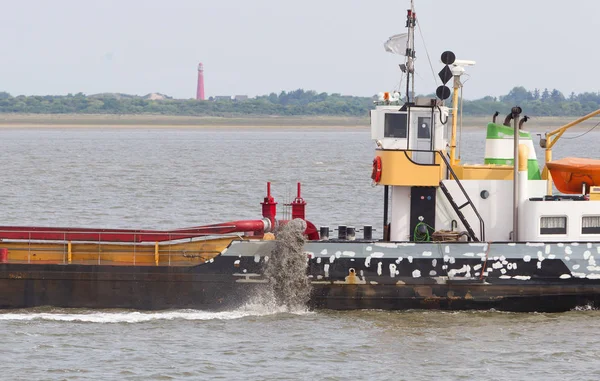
[545,245,551,254]
[264,256,269,262]
[493,256,499,261]
[243,269,247,273]
[375,242,399,248]
[320,249,328,255]
[508,243,516,246]
[492,262,503,269]
[513,263,518,270]
[398,243,416,247]
[342,251,355,257]
[548,254,556,260]
[572,272,587,278]
[329,255,336,263]
[572,264,580,270]
[572,242,580,246]
[513,275,531,280]
[588,265,600,271]
[371,252,385,258]
[448,265,471,278]
[463,252,475,257]
[588,243,593,249]
[590,256,597,266]
[502,260,508,266]
[445,246,450,254]
[377,262,383,276]
[317,275,323,280]
[317,257,322,264]
[565,246,573,255]
[523,255,531,262]
[557,243,564,247]
[449,256,456,264]
[565,256,570,261]
[473,264,482,271]
[408,256,414,263]
[468,242,487,247]
[365,256,371,267]
[443,255,450,263]
[396,256,403,264]
[335,251,342,258]
[432,259,437,267]
[500,268,507,274]
[234,260,240,266]
[475,272,480,277]
[560,274,572,279]
[584,250,592,260]
[389,264,397,278]
[499,275,511,279]
[370,281,379,285]
[254,254,260,263]
[324,264,330,278]
[526,242,545,247]
[507,263,513,270]
[429,270,437,276]
[366,246,372,252]
[442,265,448,270]
[422,251,432,257]
[351,259,355,262]
[537,262,542,269]
[588,274,600,279]
[412,269,421,278]
[537,251,545,262]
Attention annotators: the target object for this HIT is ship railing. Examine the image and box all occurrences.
[0,229,242,266]
[435,151,486,241]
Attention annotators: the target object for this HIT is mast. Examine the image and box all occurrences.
[405,1,416,103]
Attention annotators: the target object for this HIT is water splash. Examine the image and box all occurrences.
[0,303,312,324]
[262,219,312,311]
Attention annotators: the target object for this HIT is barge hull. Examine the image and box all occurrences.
[1,263,600,312]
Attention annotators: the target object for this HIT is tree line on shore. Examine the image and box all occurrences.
[0,87,598,117]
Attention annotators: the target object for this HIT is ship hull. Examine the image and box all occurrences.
[3,239,600,313]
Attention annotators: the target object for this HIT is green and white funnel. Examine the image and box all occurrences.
[484,123,541,180]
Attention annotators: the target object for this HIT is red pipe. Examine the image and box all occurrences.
[0,219,269,243]
[278,219,320,241]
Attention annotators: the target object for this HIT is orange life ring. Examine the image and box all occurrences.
[371,156,382,183]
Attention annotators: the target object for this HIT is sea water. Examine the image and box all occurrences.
[0,126,599,380]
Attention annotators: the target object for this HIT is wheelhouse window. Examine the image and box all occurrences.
[540,216,567,235]
[384,113,407,138]
[582,216,600,234]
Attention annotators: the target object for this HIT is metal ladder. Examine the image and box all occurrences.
[438,181,479,241]
[436,152,485,241]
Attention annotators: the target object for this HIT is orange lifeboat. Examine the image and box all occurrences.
[547,157,600,194]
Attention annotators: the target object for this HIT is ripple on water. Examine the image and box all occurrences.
[2,128,600,379]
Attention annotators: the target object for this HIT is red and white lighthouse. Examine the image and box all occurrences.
[196,62,205,100]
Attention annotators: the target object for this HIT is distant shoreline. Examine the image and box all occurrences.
[0,114,596,131]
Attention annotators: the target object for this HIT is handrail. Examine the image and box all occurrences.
[436,151,486,241]
[375,148,486,240]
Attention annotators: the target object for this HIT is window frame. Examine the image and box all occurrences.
[582,215,600,235]
[539,216,568,235]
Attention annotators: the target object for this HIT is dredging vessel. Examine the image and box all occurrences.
[2,2,600,312]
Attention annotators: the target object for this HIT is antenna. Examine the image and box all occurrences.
[405,2,417,103]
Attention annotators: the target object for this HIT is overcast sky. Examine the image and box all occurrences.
[1,0,598,99]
